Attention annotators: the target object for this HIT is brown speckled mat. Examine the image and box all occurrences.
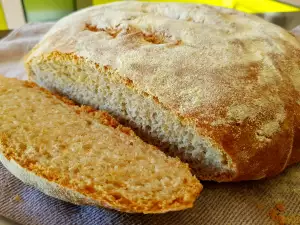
[1,23,300,225]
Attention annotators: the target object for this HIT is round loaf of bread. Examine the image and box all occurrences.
[26,2,300,181]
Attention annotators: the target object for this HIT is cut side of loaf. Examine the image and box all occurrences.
[26,2,300,181]
[0,75,202,213]
[27,52,233,181]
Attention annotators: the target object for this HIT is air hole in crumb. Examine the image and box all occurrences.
[145,125,151,131]
[72,168,79,174]
[143,91,149,97]
[256,131,265,137]
[235,122,241,126]
[121,102,128,116]
[84,144,92,152]
[59,144,67,150]
[84,185,96,193]
[221,154,229,165]
[152,112,158,119]
[19,143,27,151]
[23,126,30,132]
[112,193,122,201]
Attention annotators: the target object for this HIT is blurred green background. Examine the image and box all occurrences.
[93,0,300,13]
[23,0,75,22]
[0,0,299,30]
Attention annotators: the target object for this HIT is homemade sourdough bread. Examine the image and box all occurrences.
[25,2,300,181]
[0,75,201,213]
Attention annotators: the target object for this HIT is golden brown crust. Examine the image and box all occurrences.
[289,134,300,166]
[28,49,300,182]
[1,149,201,214]
[286,43,300,167]
[288,96,300,166]
[25,2,300,181]
[1,144,200,213]
[0,135,201,213]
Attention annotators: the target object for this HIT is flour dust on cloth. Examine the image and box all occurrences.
[1,23,300,225]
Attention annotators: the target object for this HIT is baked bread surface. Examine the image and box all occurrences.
[25,2,300,181]
[0,75,202,213]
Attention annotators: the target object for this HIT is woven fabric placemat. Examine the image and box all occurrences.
[1,23,300,225]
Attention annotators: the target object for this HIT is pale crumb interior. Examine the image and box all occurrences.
[0,77,200,211]
[29,58,234,179]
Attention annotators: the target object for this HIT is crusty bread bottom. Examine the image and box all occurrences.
[28,54,234,181]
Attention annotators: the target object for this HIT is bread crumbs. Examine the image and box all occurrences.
[275,203,285,212]
[13,194,22,202]
[268,203,286,225]
[268,203,300,225]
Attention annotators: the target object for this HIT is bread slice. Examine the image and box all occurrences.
[0,75,202,213]
[25,2,300,181]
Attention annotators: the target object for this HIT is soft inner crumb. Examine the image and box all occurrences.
[0,77,201,211]
[29,56,233,179]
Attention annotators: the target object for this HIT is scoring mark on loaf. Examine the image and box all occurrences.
[85,23,122,38]
[84,23,182,46]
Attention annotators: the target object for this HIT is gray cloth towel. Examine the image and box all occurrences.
[1,23,300,225]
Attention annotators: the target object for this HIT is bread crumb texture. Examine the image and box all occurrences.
[25,2,300,181]
[0,75,202,213]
